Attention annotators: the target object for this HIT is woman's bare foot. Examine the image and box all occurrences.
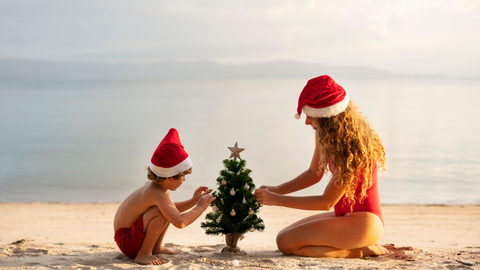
[345,249,363,258]
[153,247,178,255]
[359,244,389,257]
[135,253,166,265]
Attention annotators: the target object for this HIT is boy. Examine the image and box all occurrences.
[114,128,215,265]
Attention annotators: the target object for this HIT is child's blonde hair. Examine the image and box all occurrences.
[315,100,386,212]
[146,166,193,182]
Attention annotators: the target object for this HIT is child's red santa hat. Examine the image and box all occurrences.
[295,75,350,119]
[149,128,193,178]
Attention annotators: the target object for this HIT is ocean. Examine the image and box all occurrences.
[1,78,479,205]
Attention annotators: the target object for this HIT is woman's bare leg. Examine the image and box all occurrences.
[276,212,385,258]
[294,244,388,258]
[280,211,336,233]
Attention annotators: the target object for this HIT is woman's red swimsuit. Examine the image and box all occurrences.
[333,166,384,225]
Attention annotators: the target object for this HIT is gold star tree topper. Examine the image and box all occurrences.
[228,142,245,161]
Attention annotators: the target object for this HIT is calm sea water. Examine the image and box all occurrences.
[1,78,479,204]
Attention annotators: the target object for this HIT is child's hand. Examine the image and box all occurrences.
[197,193,216,209]
[192,186,209,202]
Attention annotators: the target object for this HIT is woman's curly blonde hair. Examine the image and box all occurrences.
[315,100,386,212]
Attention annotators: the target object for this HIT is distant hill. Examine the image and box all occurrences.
[0,59,463,81]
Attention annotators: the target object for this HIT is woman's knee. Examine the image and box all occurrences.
[276,232,295,255]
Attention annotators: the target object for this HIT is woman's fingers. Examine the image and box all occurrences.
[254,189,267,204]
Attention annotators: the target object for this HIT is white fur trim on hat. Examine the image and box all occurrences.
[149,156,193,178]
[302,92,350,118]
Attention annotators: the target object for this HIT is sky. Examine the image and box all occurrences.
[1,0,480,77]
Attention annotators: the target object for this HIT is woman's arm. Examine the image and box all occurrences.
[255,173,345,211]
[270,169,323,195]
[261,138,324,195]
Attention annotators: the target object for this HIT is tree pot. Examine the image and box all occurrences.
[221,233,244,253]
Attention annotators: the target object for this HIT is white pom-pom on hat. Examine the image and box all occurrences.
[294,113,301,119]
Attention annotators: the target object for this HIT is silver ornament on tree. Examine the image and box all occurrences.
[212,204,218,211]
[221,179,227,185]
[244,184,250,191]
[230,188,236,196]
[248,208,254,215]
[242,197,246,204]
[250,225,255,232]
[230,209,236,216]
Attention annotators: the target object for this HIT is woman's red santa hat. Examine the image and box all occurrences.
[295,75,349,119]
[149,128,193,178]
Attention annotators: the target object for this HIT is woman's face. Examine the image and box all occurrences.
[305,115,319,130]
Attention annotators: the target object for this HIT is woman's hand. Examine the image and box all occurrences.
[192,186,209,202]
[256,185,277,192]
[254,188,279,206]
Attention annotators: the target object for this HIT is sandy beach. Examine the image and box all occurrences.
[0,203,479,269]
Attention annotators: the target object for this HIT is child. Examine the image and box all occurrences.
[114,128,215,265]
[255,75,388,258]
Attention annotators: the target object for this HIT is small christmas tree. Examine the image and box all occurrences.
[201,142,265,252]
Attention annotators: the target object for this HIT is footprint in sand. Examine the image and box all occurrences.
[21,262,42,266]
[3,245,48,257]
[191,246,219,253]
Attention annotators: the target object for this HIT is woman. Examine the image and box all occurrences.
[254,75,388,258]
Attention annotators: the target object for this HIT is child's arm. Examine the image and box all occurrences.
[175,186,209,213]
[155,190,215,229]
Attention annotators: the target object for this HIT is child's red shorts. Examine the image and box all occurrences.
[114,215,145,259]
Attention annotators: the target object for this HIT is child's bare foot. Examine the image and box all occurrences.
[359,244,389,257]
[135,253,166,265]
[153,247,178,255]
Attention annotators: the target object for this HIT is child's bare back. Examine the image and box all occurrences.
[114,181,170,232]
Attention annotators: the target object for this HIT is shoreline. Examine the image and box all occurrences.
[1,203,479,269]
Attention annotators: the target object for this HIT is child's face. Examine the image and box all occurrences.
[168,174,185,191]
[305,115,319,130]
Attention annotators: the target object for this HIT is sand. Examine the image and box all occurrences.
[0,203,479,269]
